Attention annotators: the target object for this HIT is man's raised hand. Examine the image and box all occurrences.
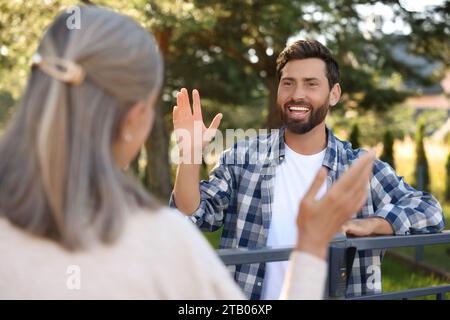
[172,88,222,162]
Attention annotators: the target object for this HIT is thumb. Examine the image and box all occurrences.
[208,113,223,131]
[304,167,328,200]
[204,113,223,142]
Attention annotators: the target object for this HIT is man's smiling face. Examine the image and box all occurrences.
[277,58,333,134]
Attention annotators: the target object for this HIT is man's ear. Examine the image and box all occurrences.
[329,83,341,107]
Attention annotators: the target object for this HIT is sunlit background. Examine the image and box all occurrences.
[0,0,449,298]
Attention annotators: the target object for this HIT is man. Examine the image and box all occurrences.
[170,40,445,299]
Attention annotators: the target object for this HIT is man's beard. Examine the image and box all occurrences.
[280,98,329,134]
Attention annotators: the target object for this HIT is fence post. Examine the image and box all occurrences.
[327,234,356,299]
[415,165,425,262]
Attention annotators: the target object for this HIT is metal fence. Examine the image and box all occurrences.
[218,231,450,300]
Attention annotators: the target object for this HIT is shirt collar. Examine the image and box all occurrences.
[277,126,338,172]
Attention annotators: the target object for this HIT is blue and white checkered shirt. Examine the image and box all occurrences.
[170,127,445,299]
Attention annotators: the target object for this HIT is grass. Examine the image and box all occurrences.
[390,137,450,273]
[390,245,450,272]
[203,228,222,250]
[382,255,449,300]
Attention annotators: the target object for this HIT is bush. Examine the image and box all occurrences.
[380,130,395,169]
[445,136,450,201]
[349,123,361,149]
[413,122,430,192]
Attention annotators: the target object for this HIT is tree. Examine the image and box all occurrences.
[0,1,86,98]
[159,0,449,128]
[2,0,449,201]
[413,122,430,192]
[445,150,450,202]
[380,130,395,169]
[349,123,361,149]
[445,133,450,201]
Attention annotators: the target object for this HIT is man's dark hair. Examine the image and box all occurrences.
[276,39,340,90]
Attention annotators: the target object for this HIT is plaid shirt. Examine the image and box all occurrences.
[170,127,445,299]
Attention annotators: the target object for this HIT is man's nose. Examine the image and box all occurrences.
[292,86,306,100]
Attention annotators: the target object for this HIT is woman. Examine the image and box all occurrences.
[0,5,374,299]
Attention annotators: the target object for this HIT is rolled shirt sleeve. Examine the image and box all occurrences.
[370,160,445,235]
[169,148,235,232]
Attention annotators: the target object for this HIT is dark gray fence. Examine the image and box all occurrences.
[218,231,450,300]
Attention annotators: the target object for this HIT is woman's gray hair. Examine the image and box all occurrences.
[0,6,163,250]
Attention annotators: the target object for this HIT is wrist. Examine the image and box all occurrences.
[295,235,328,260]
[179,146,203,164]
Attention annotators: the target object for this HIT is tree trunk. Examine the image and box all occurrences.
[265,76,282,129]
[144,99,172,201]
[142,29,173,202]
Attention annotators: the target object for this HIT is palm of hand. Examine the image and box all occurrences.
[173,88,222,154]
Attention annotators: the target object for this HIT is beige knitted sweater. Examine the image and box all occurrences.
[0,209,326,299]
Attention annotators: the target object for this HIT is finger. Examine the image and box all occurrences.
[181,88,192,115]
[338,186,367,220]
[352,184,370,213]
[346,153,373,182]
[192,89,203,119]
[330,156,374,221]
[347,156,374,201]
[303,167,328,200]
[346,160,372,196]
[204,114,223,142]
[341,224,348,235]
[334,152,374,190]
[176,91,188,117]
[208,113,223,131]
[176,92,182,109]
[173,105,180,117]
[336,169,370,208]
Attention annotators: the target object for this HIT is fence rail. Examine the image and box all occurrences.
[217,231,450,300]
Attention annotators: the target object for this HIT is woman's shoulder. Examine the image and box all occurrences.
[0,209,244,299]
[125,207,214,253]
[122,208,245,299]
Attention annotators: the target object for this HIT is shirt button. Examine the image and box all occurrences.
[257,282,262,286]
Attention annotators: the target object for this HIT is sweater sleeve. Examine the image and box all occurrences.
[279,251,327,300]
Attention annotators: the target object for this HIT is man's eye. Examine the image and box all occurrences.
[308,82,318,87]
[283,81,292,86]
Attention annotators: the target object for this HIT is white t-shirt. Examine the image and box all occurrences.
[262,143,327,300]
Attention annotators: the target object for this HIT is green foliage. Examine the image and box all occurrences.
[1,0,449,128]
[348,122,360,149]
[446,167,450,201]
[141,0,450,127]
[0,90,15,129]
[329,107,449,148]
[380,130,395,169]
[445,136,450,201]
[0,0,78,99]
[382,255,450,299]
[413,121,430,192]
[1,0,449,200]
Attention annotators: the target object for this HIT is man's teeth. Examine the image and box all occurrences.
[289,106,310,111]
